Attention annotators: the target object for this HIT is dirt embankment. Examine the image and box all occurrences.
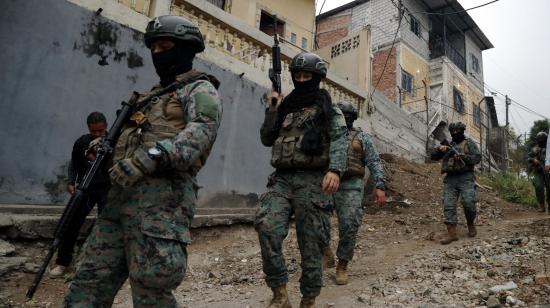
[1,155,548,307]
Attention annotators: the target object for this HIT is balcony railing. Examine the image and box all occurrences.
[430,38,466,73]
[171,0,368,113]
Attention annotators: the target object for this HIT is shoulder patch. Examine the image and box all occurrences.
[194,92,220,121]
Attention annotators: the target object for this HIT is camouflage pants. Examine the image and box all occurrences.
[442,172,477,225]
[64,176,197,307]
[255,170,331,297]
[332,176,364,262]
[532,172,550,205]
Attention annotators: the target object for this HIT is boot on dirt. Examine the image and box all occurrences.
[465,211,477,238]
[299,296,316,308]
[440,224,458,245]
[267,285,291,308]
[322,245,335,269]
[538,203,546,213]
[335,260,348,285]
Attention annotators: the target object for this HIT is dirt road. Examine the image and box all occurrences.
[2,157,549,307]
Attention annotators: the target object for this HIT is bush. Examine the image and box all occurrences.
[479,173,538,207]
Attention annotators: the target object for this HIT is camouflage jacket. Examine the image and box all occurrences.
[154,78,222,174]
[260,104,348,174]
[352,128,386,189]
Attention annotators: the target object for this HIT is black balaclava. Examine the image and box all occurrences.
[152,41,195,87]
[451,130,466,144]
[344,115,355,130]
[537,138,547,147]
[292,74,322,95]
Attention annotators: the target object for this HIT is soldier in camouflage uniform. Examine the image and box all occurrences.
[255,52,348,308]
[431,122,481,245]
[321,101,386,285]
[527,131,549,212]
[63,16,222,307]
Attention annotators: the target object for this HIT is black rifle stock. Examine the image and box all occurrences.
[441,139,465,165]
[26,81,184,300]
[268,15,281,106]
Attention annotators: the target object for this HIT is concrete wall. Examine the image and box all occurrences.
[0,0,272,206]
[465,34,484,91]
[228,0,316,50]
[400,0,430,60]
[316,29,371,92]
[365,92,427,162]
[399,44,430,111]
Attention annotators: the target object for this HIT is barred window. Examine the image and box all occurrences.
[409,14,421,38]
[473,103,481,127]
[401,70,413,94]
[453,88,464,113]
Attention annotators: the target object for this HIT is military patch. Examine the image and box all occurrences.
[194,92,219,121]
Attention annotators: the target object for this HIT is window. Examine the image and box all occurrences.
[401,70,413,94]
[290,32,297,44]
[409,14,421,38]
[259,11,285,37]
[453,88,464,113]
[301,37,308,49]
[206,0,225,9]
[471,54,480,73]
[473,103,481,127]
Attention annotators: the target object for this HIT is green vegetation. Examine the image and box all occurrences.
[479,173,538,207]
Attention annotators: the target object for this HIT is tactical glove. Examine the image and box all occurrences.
[109,148,157,187]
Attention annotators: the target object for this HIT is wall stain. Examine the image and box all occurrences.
[127,49,144,68]
[43,163,70,204]
[113,50,127,62]
[126,74,138,84]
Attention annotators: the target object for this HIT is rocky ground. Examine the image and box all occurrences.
[1,156,549,307]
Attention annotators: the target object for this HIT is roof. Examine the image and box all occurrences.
[418,0,493,50]
[316,0,493,50]
[316,0,370,20]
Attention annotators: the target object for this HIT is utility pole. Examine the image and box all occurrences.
[423,79,429,161]
[504,95,511,171]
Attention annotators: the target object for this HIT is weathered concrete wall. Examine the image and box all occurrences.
[0,0,271,206]
[362,92,427,163]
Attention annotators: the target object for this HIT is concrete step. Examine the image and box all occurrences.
[0,204,257,240]
[0,204,256,216]
[0,212,255,240]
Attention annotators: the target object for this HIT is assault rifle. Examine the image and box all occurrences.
[26,81,185,300]
[268,15,281,106]
[440,139,465,165]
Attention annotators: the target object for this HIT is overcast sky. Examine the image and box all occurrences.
[316,0,550,137]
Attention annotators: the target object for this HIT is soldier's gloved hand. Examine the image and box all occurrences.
[109,148,157,187]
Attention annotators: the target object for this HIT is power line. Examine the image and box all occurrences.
[370,0,403,101]
[410,0,501,16]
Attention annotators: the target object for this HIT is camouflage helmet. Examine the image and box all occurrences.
[536,131,548,143]
[145,15,205,54]
[337,101,358,118]
[289,52,327,78]
[448,122,466,132]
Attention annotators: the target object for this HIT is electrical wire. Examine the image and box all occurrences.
[410,0,501,16]
[370,5,403,101]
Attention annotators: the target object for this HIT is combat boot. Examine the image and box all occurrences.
[538,203,546,213]
[322,245,335,269]
[440,224,458,245]
[335,260,348,285]
[267,285,291,308]
[465,211,477,238]
[299,296,316,308]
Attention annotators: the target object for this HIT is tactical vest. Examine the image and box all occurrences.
[270,105,330,170]
[344,129,365,177]
[113,71,212,175]
[441,139,473,173]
